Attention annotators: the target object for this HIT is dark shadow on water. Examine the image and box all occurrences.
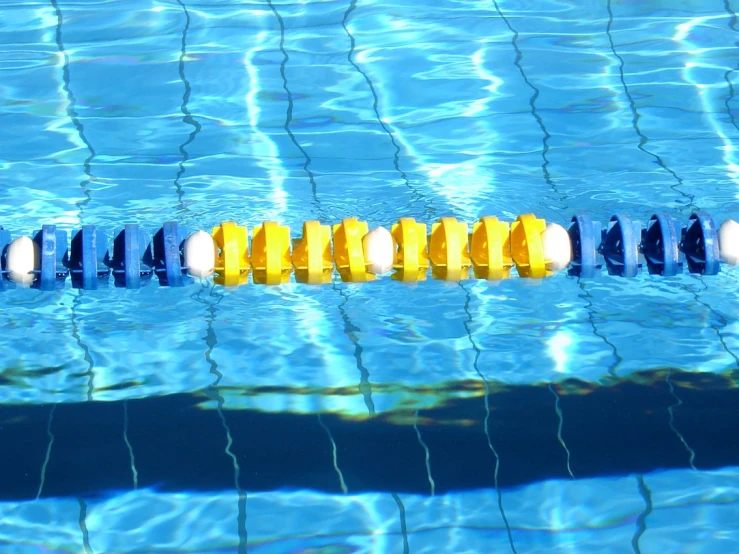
[0,369,737,500]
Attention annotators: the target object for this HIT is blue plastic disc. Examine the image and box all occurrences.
[32,225,69,291]
[642,212,682,276]
[153,222,189,287]
[0,227,12,290]
[681,211,720,275]
[70,226,110,290]
[567,215,603,278]
[600,214,641,278]
[111,224,153,289]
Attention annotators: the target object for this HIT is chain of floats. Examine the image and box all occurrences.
[0,211,732,291]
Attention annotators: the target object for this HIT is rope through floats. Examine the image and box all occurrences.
[0,211,732,291]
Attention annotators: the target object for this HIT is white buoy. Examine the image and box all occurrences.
[719,219,739,265]
[542,222,572,271]
[6,236,39,285]
[362,226,396,274]
[183,230,216,278]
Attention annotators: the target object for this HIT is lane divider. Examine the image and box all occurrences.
[0,212,733,290]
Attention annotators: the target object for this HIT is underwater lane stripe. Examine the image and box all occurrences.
[2,369,737,500]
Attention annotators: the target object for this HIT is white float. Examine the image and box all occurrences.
[362,226,396,274]
[542,222,572,271]
[718,219,739,265]
[6,236,40,285]
[183,230,216,278]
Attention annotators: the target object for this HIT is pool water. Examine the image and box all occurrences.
[1,0,739,552]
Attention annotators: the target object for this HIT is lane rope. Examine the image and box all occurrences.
[0,212,733,290]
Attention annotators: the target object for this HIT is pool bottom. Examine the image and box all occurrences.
[0,369,736,501]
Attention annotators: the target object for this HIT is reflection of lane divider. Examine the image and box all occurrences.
[1,212,737,290]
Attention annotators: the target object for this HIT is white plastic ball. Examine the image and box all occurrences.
[719,219,739,265]
[542,222,572,271]
[6,235,39,285]
[362,226,396,274]
[183,230,216,278]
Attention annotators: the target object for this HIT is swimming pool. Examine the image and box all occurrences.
[1,0,738,551]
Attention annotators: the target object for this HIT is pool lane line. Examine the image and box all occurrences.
[174,0,202,213]
[341,0,436,218]
[50,0,95,218]
[491,1,565,211]
[461,282,518,554]
[266,0,322,215]
[605,0,696,211]
[193,283,249,553]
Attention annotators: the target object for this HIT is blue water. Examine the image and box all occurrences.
[1,0,739,551]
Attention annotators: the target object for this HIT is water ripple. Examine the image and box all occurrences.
[173,0,202,213]
[341,0,434,217]
[724,0,739,135]
[1,5,739,550]
[491,0,563,210]
[50,0,95,219]
[605,0,695,212]
[266,0,322,216]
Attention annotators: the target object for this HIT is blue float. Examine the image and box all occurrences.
[642,212,682,277]
[69,226,110,290]
[110,224,153,289]
[567,214,603,278]
[0,227,13,290]
[681,212,720,275]
[600,214,642,277]
[32,225,68,291]
[153,222,190,287]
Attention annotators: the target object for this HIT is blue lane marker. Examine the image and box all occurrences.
[643,212,682,277]
[70,226,111,290]
[568,214,603,278]
[33,225,68,291]
[600,214,642,278]
[111,225,153,289]
[153,222,190,287]
[682,212,720,276]
[0,227,13,290]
